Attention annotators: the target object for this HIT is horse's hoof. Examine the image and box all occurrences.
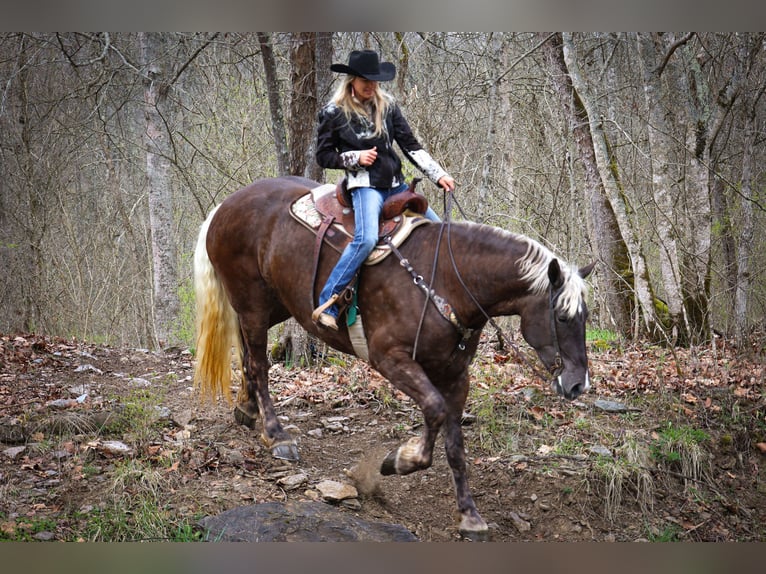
[233,404,258,430]
[459,527,491,542]
[271,441,299,462]
[380,449,398,475]
[459,513,490,541]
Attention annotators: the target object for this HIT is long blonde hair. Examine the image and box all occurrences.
[331,75,392,138]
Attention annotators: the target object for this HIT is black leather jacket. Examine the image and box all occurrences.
[315,100,447,190]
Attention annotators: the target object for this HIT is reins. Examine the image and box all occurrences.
[405,188,563,383]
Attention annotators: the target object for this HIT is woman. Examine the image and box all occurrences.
[312,50,455,331]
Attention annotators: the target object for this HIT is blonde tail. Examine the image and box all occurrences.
[193,205,242,403]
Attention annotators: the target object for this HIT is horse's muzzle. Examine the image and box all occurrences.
[550,371,590,400]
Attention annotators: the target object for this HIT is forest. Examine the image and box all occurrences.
[0,32,764,350]
[1,31,765,544]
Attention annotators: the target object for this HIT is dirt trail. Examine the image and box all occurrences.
[1,333,764,541]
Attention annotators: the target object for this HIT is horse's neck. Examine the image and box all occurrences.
[442,223,533,319]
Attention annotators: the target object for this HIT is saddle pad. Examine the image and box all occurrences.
[290,189,430,265]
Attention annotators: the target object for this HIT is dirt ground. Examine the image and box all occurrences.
[1,332,764,542]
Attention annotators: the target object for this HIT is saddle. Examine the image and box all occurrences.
[290,178,431,265]
[314,177,429,241]
[289,178,432,355]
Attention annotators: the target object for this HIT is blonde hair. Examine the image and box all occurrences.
[331,75,392,138]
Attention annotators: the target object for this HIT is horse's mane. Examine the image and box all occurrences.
[473,224,588,319]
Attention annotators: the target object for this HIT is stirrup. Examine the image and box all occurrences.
[312,293,340,323]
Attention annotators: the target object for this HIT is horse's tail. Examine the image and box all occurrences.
[193,205,241,403]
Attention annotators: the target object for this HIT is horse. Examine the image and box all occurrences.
[193,176,594,541]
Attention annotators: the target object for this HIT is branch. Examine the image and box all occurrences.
[497,32,557,83]
[169,32,221,88]
[655,32,695,77]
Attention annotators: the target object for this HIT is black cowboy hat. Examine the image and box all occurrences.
[330,50,396,81]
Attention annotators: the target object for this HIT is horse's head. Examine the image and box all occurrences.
[520,259,595,400]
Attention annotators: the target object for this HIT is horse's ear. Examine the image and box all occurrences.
[548,259,565,290]
[579,261,596,279]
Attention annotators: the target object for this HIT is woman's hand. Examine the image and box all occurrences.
[358,147,378,166]
[438,175,455,193]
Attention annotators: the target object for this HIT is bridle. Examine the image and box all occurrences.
[397,190,566,385]
[547,285,565,378]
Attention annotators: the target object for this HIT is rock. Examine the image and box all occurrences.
[172,408,193,428]
[3,445,26,460]
[593,399,639,413]
[509,511,531,532]
[74,364,103,374]
[307,428,323,439]
[198,501,417,542]
[277,473,309,490]
[321,416,349,432]
[589,445,613,457]
[129,377,151,388]
[99,440,133,456]
[33,531,55,541]
[315,479,358,502]
[218,447,244,466]
[68,384,91,396]
[46,399,77,409]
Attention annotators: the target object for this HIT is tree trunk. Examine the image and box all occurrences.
[311,32,334,182]
[140,32,179,348]
[289,32,317,177]
[258,32,290,176]
[636,32,687,343]
[562,33,659,338]
[676,41,714,343]
[542,33,632,335]
[476,34,501,223]
[735,105,756,342]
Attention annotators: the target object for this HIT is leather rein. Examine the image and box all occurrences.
[397,191,564,383]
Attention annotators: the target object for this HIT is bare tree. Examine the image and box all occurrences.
[562,33,660,338]
[541,33,632,335]
[258,33,290,176]
[139,32,179,347]
[636,32,688,343]
[733,34,766,342]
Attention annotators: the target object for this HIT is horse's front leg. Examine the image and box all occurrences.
[239,319,298,461]
[376,355,446,476]
[442,386,490,541]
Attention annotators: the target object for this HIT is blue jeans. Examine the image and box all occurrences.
[318,183,441,317]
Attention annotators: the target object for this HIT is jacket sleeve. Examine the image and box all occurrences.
[391,105,449,185]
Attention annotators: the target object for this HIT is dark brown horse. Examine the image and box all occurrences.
[193,176,594,540]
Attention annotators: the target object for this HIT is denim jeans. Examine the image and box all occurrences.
[318,182,441,318]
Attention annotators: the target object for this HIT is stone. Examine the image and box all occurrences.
[3,445,26,460]
[589,445,613,457]
[277,473,309,490]
[315,479,358,502]
[99,440,133,456]
[172,408,193,428]
[198,501,417,542]
[509,511,531,533]
[593,399,639,413]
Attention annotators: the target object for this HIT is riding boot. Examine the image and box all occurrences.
[312,294,340,331]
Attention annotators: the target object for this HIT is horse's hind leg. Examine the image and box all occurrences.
[233,328,260,429]
[238,311,298,461]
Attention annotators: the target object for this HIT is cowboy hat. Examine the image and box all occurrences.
[330,50,396,81]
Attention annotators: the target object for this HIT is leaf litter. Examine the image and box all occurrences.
[0,332,764,541]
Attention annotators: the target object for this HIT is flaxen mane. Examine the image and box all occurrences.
[511,230,588,319]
